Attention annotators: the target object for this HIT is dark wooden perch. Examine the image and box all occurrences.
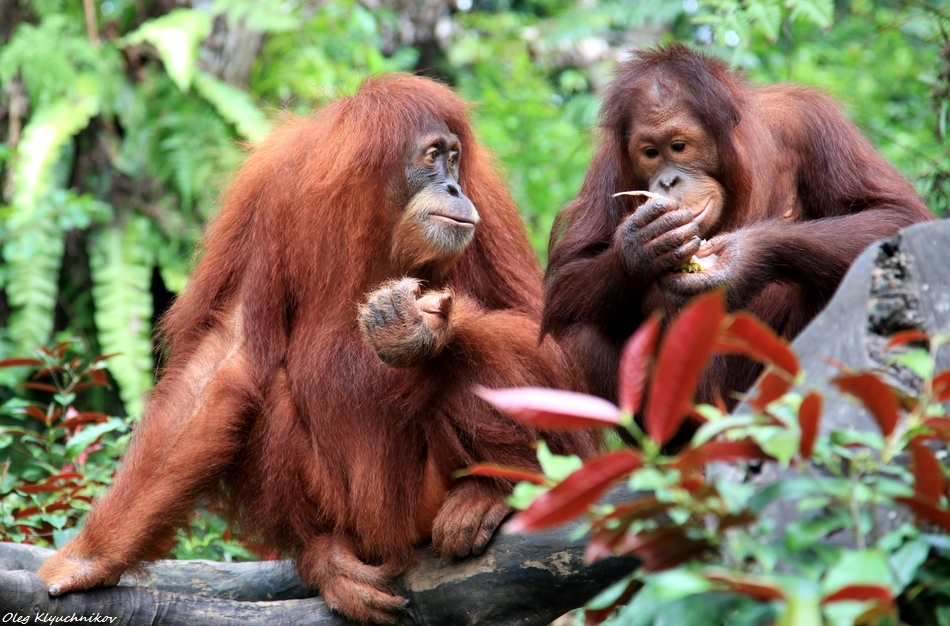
[0,508,639,625]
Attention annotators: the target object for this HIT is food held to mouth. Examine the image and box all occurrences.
[672,241,715,274]
[673,255,705,273]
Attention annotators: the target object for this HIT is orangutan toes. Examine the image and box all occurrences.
[37,553,122,596]
[432,482,511,559]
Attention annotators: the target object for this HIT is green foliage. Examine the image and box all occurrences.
[692,0,833,50]
[3,221,64,365]
[251,0,418,105]
[0,0,281,423]
[122,9,213,92]
[0,342,130,546]
[172,509,262,562]
[210,0,299,33]
[690,1,950,216]
[451,10,596,254]
[89,219,157,418]
[0,16,119,109]
[194,71,273,143]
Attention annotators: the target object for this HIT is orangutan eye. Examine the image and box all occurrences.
[643,147,659,159]
[671,141,686,153]
[425,146,439,164]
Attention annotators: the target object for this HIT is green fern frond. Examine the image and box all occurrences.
[2,92,100,357]
[122,9,213,92]
[157,106,237,217]
[211,0,298,33]
[89,219,158,417]
[3,220,64,355]
[0,16,119,109]
[117,71,240,220]
[746,0,783,42]
[788,0,834,29]
[11,93,100,220]
[194,71,272,142]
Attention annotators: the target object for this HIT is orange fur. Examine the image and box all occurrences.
[38,74,596,624]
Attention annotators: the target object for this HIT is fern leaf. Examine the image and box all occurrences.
[210,0,298,33]
[3,94,99,357]
[122,9,213,92]
[3,221,64,355]
[788,0,833,29]
[194,71,272,142]
[746,0,782,42]
[89,219,157,417]
[11,94,100,220]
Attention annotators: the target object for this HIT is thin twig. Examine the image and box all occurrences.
[82,0,100,47]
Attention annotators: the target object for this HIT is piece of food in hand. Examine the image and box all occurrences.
[674,255,706,273]
[612,190,666,200]
[673,241,715,273]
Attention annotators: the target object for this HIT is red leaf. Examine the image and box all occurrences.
[717,510,757,533]
[616,526,711,572]
[798,392,822,460]
[476,386,622,430]
[933,371,950,403]
[885,330,929,349]
[14,506,40,520]
[645,291,727,446]
[62,411,109,428]
[896,495,950,532]
[718,312,799,376]
[748,369,792,412]
[24,406,50,425]
[832,372,900,437]
[43,502,72,514]
[0,358,43,368]
[462,464,548,485]
[18,382,58,393]
[49,341,73,359]
[911,442,946,504]
[617,312,662,415]
[18,472,83,494]
[922,417,950,439]
[33,365,63,379]
[590,496,668,530]
[586,497,672,562]
[705,570,785,601]
[74,368,113,391]
[675,440,772,476]
[822,585,894,605]
[505,450,643,533]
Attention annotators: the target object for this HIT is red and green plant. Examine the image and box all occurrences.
[0,341,128,546]
[0,340,260,561]
[472,290,950,626]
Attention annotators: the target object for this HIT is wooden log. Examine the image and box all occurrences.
[0,503,639,625]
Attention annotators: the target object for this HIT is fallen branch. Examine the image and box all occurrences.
[0,505,638,625]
